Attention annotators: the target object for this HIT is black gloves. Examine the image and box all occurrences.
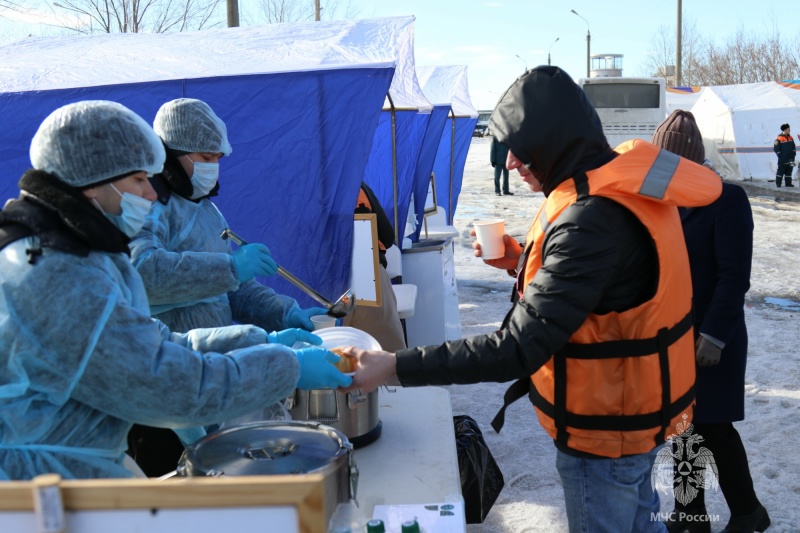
[695,336,722,367]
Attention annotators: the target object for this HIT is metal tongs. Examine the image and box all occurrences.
[220,228,355,318]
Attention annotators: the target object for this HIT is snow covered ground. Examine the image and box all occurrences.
[441,137,800,532]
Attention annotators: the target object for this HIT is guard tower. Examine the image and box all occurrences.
[590,54,623,78]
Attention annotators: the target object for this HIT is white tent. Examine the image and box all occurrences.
[690,81,800,180]
[0,17,414,307]
[665,86,704,114]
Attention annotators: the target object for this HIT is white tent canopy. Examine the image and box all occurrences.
[665,86,704,115]
[0,17,415,92]
[690,81,800,180]
[416,65,478,118]
[381,19,431,112]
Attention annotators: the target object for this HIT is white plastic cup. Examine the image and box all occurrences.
[473,218,506,260]
[310,314,336,330]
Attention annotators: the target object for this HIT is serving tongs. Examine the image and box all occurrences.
[220,228,355,318]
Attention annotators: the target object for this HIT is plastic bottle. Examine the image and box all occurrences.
[400,518,422,533]
[327,500,364,533]
[366,518,386,533]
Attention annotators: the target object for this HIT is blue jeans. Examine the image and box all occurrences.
[556,445,667,533]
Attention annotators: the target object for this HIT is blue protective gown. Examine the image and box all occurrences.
[0,238,299,480]
[130,194,297,333]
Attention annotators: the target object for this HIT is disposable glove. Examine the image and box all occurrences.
[695,336,722,367]
[287,306,329,331]
[295,347,353,390]
[267,328,322,348]
[232,243,278,283]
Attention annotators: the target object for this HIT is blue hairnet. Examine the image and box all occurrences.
[29,100,165,188]
[153,98,233,156]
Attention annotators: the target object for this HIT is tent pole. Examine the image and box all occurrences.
[387,94,399,244]
[449,109,456,226]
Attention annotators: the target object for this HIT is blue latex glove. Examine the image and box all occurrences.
[295,347,353,390]
[287,306,329,331]
[267,328,322,348]
[232,243,278,283]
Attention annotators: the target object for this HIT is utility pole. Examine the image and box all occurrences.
[226,0,239,27]
[571,10,590,78]
[315,0,321,21]
[676,0,682,86]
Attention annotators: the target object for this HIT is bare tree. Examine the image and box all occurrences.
[45,0,224,34]
[246,0,359,24]
[641,20,704,85]
[643,20,800,85]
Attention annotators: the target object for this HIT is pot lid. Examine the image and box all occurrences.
[184,421,348,476]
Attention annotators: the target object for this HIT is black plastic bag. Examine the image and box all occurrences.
[453,415,505,524]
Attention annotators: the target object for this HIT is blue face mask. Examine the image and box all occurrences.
[103,183,153,237]
[188,159,219,199]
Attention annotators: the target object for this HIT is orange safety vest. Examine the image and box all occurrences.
[356,187,387,252]
[516,140,721,458]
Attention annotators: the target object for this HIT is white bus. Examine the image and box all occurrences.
[578,77,667,149]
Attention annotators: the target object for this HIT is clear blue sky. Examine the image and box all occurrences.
[0,1,784,111]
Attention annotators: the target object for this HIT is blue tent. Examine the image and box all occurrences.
[361,21,432,245]
[407,104,450,240]
[413,66,478,235]
[0,18,418,309]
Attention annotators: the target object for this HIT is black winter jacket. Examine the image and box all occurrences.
[774,133,795,162]
[395,67,658,389]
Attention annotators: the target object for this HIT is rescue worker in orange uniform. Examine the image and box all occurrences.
[773,123,795,187]
[345,66,723,532]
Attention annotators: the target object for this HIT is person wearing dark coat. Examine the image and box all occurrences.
[345,67,723,532]
[490,136,513,195]
[653,110,770,533]
[773,123,795,187]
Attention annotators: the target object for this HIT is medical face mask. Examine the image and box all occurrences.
[102,183,153,237]
[187,158,219,199]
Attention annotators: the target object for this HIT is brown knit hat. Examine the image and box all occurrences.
[651,109,705,164]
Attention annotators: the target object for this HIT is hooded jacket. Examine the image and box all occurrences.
[394,66,721,457]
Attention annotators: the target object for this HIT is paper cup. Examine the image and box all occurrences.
[473,219,506,260]
[310,314,336,330]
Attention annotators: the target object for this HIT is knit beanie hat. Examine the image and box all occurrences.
[651,109,705,164]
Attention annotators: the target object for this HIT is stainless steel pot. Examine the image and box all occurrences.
[288,388,381,448]
[176,421,358,522]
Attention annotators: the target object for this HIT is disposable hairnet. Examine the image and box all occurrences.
[30,100,165,189]
[153,98,233,156]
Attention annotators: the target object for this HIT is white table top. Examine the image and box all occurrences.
[354,386,464,523]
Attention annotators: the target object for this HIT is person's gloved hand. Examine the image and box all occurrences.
[295,347,353,389]
[232,243,278,283]
[287,306,329,331]
[491,162,496,168]
[267,328,322,347]
[695,336,722,367]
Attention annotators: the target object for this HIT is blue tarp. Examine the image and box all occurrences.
[431,115,479,226]
[362,109,430,244]
[0,69,392,308]
[409,105,451,241]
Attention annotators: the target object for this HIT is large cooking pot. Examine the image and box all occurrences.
[290,327,383,448]
[289,387,381,448]
[176,421,358,522]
